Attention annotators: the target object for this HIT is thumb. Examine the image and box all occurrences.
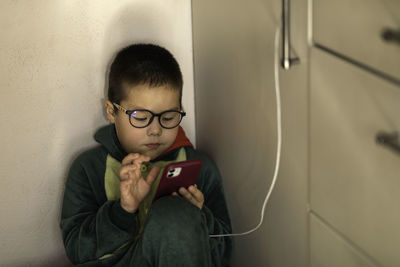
[145,166,161,186]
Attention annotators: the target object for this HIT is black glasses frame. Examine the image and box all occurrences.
[113,103,186,129]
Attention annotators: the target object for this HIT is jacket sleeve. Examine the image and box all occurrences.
[60,154,137,264]
[197,156,233,267]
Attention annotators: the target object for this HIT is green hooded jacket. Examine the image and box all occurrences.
[60,124,232,266]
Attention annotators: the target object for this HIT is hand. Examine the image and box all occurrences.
[172,184,204,210]
[119,153,160,213]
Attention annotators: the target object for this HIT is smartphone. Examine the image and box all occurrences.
[153,159,203,201]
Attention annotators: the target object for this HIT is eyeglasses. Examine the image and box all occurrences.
[113,103,186,129]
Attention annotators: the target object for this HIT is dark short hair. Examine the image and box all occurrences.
[108,44,183,109]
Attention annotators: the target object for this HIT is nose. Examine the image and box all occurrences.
[147,116,162,136]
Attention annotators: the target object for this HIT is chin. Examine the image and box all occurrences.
[146,150,162,160]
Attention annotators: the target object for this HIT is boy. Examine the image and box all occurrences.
[60,44,232,266]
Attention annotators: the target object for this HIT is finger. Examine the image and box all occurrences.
[172,192,179,196]
[145,166,161,186]
[120,154,151,180]
[179,187,196,202]
[119,164,139,181]
[122,153,151,166]
[188,185,204,203]
[179,187,202,209]
[121,153,140,166]
[120,164,139,172]
[119,167,131,181]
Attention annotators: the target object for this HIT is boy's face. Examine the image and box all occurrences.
[105,84,181,160]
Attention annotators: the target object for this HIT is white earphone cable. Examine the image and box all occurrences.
[209,23,282,238]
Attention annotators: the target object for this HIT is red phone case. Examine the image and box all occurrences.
[154,159,203,201]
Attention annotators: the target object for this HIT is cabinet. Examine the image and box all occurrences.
[313,0,400,81]
[310,0,400,266]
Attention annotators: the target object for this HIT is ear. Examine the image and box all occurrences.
[105,100,116,123]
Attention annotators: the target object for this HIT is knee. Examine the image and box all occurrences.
[137,196,212,266]
[144,196,206,236]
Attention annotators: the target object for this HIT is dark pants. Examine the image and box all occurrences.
[117,196,212,267]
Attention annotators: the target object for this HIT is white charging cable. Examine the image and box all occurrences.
[209,24,282,238]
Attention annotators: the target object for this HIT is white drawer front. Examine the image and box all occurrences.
[310,214,378,267]
[313,0,400,81]
[310,48,400,267]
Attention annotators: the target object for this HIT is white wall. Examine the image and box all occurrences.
[0,1,194,266]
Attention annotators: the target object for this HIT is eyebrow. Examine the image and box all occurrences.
[126,106,181,111]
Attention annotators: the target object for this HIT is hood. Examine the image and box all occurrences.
[94,124,193,162]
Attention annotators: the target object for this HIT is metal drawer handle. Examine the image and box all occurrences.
[376,131,400,155]
[381,28,400,45]
[281,0,300,70]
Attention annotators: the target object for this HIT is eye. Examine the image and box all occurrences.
[161,112,179,122]
[133,117,147,121]
[131,110,150,121]
[162,117,174,121]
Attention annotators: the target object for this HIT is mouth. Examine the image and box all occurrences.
[145,143,161,149]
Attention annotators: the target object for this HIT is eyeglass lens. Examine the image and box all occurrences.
[129,110,182,128]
